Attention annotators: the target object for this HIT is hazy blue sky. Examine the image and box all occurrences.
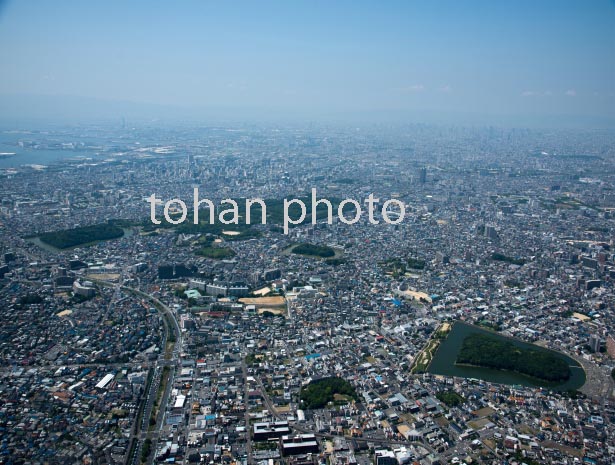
[0,0,614,125]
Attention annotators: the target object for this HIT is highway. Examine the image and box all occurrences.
[90,277,182,465]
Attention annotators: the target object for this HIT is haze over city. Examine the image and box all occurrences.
[1,2,615,465]
[1,0,614,126]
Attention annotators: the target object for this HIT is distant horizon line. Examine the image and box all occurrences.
[2,92,615,130]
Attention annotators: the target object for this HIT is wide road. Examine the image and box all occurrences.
[242,361,254,465]
[90,277,181,465]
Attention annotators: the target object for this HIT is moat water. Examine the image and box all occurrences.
[427,321,586,391]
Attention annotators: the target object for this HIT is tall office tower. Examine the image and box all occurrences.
[589,334,601,353]
[419,167,427,184]
[484,224,498,240]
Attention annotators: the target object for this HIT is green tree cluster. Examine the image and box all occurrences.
[39,223,124,249]
[457,334,571,382]
[292,243,335,258]
[141,438,152,462]
[407,257,426,270]
[436,390,465,407]
[19,293,43,305]
[300,377,357,409]
[196,246,236,259]
[380,257,425,277]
